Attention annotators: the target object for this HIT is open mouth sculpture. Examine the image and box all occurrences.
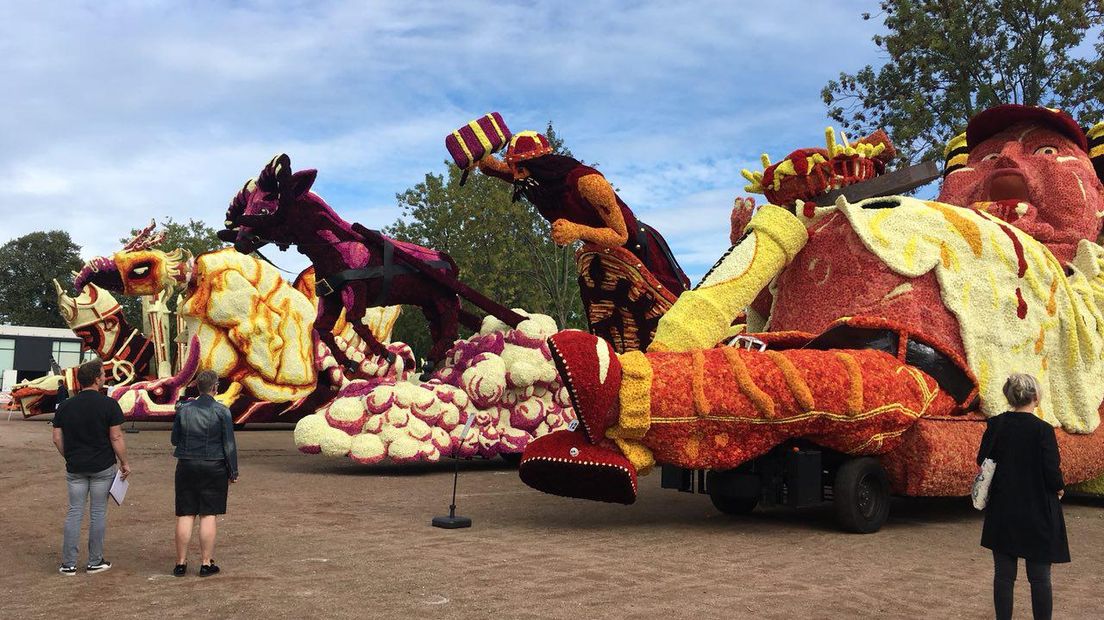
[986,169,1031,202]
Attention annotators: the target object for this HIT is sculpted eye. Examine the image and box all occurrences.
[981,153,999,161]
[129,265,150,278]
[1034,145,1059,156]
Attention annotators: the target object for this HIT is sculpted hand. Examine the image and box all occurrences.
[730,197,757,245]
[551,219,578,246]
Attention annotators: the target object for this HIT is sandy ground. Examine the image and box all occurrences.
[3,417,1103,619]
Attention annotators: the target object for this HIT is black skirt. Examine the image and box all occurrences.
[175,459,229,516]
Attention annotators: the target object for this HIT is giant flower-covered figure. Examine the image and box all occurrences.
[476,130,690,352]
[478,131,690,294]
[519,104,1104,505]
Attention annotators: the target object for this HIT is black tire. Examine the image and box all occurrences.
[500,452,522,466]
[709,492,759,515]
[833,457,890,533]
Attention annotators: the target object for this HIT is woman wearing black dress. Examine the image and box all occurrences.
[977,373,1069,620]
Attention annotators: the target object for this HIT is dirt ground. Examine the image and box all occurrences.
[3,417,1103,619]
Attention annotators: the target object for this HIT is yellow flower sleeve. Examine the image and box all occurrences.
[650,205,808,352]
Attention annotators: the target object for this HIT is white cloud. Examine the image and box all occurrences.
[0,0,886,287]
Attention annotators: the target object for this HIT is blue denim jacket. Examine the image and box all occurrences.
[171,394,238,479]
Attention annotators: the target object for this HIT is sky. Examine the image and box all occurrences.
[0,0,887,283]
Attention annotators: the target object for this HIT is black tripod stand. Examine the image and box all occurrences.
[432,415,477,529]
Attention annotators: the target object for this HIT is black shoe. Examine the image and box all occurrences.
[173,564,187,577]
[86,559,112,574]
[59,566,77,576]
[199,563,220,577]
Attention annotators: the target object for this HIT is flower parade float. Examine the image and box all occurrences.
[10,281,158,417]
[206,153,574,460]
[451,114,689,353]
[293,310,576,464]
[69,220,401,423]
[217,154,528,368]
[517,104,1104,532]
[18,151,577,463]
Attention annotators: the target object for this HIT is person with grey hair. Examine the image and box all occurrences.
[977,373,1068,620]
[171,369,238,577]
[52,357,131,575]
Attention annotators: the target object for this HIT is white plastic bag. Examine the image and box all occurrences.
[971,458,997,510]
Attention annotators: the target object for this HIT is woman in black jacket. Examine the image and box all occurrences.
[977,373,1069,620]
[171,370,239,577]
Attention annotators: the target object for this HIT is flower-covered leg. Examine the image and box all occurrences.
[623,346,957,472]
[521,330,957,504]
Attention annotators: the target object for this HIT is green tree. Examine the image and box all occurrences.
[386,121,586,358]
[0,231,84,327]
[823,1,1104,163]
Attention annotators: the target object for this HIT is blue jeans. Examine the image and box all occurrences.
[61,465,116,568]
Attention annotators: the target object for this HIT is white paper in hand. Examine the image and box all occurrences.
[109,469,129,506]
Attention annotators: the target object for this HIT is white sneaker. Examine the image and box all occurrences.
[86,560,112,574]
[59,566,77,576]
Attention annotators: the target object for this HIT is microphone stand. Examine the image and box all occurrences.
[432,415,476,529]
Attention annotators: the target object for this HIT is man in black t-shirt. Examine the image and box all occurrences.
[52,358,131,575]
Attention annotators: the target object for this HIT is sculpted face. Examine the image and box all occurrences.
[938,122,1104,263]
[56,283,124,355]
[233,184,284,253]
[510,165,531,182]
[220,155,317,254]
[72,248,188,296]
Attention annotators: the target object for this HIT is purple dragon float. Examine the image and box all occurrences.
[218,154,524,368]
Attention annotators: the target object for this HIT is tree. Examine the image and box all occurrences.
[0,231,84,327]
[386,121,586,358]
[822,1,1104,163]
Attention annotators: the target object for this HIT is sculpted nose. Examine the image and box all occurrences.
[993,142,1025,168]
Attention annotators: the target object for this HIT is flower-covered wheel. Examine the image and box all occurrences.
[833,457,890,533]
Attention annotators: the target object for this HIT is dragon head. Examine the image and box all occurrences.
[72,220,192,296]
[218,153,317,255]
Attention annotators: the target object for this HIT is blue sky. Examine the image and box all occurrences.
[0,0,886,282]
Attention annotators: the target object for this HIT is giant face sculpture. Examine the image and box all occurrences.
[55,280,124,356]
[939,114,1104,264]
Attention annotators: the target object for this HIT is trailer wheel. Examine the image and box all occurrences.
[709,492,759,515]
[833,457,889,533]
